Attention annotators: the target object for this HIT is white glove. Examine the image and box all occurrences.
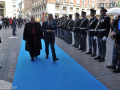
[102,36,107,41]
[68,27,70,29]
[94,36,97,40]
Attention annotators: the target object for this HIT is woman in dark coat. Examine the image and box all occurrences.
[23,15,43,61]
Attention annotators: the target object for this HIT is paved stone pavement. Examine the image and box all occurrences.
[0,26,120,90]
[0,26,23,87]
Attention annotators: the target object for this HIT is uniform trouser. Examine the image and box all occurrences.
[55,29,57,36]
[112,41,118,66]
[57,28,60,37]
[89,36,97,55]
[61,29,64,39]
[62,29,65,39]
[97,38,106,59]
[112,44,120,69]
[64,30,66,40]
[72,32,75,45]
[80,34,87,51]
[74,33,79,47]
[60,28,62,38]
[66,31,69,42]
[68,31,72,44]
[79,31,82,49]
[56,28,59,36]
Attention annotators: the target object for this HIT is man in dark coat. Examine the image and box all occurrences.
[23,15,43,61]
[41,13,58,62]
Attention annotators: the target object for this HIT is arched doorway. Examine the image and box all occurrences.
[0,4,4,17]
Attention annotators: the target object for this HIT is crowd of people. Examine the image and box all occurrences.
[52,7,120,73]
[0,16,28,36]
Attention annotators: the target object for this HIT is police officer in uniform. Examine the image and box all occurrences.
[59,17,63,38]
[63,15,69,42]
[94,7,110,62]
[79,11,89,52]
[57,18,61,37]
[86,9,98,57]
[67,15,74,44]
[107,16,120,73]
[106,15,120,71]
[61,16,65,39]
[73,13,81,48]
[54,15,58,36]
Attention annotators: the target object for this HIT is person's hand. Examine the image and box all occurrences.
[110,31,116,36]
[47,30,51,32]
[102,36,107,41]
[94,36,97,40]
[52,30,55,33]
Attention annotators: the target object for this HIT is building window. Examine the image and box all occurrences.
[77,0,80,5]
[70,7,73,12]
[100,3,104,9]
[70,0,73,4]
[88,0,90,6]
[56,0,61,3]
[55,6,59,11]
[76,8,79,12]
[82,9,85,11]
[64,0,67,3]
[63,7,66,11]
[13,5,16,7]
[92,1,94,8]
[83,0,85,6]
[0,4,4,8]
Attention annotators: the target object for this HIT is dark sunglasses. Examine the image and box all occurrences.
[49,18,52,19]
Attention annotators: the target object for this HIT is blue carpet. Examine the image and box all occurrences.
[12,40,108,90]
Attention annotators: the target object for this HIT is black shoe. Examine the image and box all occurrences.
[13,34,17,36]
[82,50,86,52]
[113,69,120,73]
[53,58,59,62]
[35,56,37,58]
[75,46,79,48]
[72,45,76,46]
[46,55,48,59]
[91,54,96,57]
[31,57,34,61]
[94,56,101,60]
[78,48,82,50]
[86,52,92,54]
[106,65,116,69]
[98,59,105,62]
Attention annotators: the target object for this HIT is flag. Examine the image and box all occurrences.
[42,13,44,23]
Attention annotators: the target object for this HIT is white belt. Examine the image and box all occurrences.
[73,27,79,29]
[80,28,86,29]
[89,29,95,31]
[98,29,106,31]
[57,25,60,26]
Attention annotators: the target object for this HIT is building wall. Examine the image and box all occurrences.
[24,0,32,19]
[97,0,120,10]
[31,0,97,20]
